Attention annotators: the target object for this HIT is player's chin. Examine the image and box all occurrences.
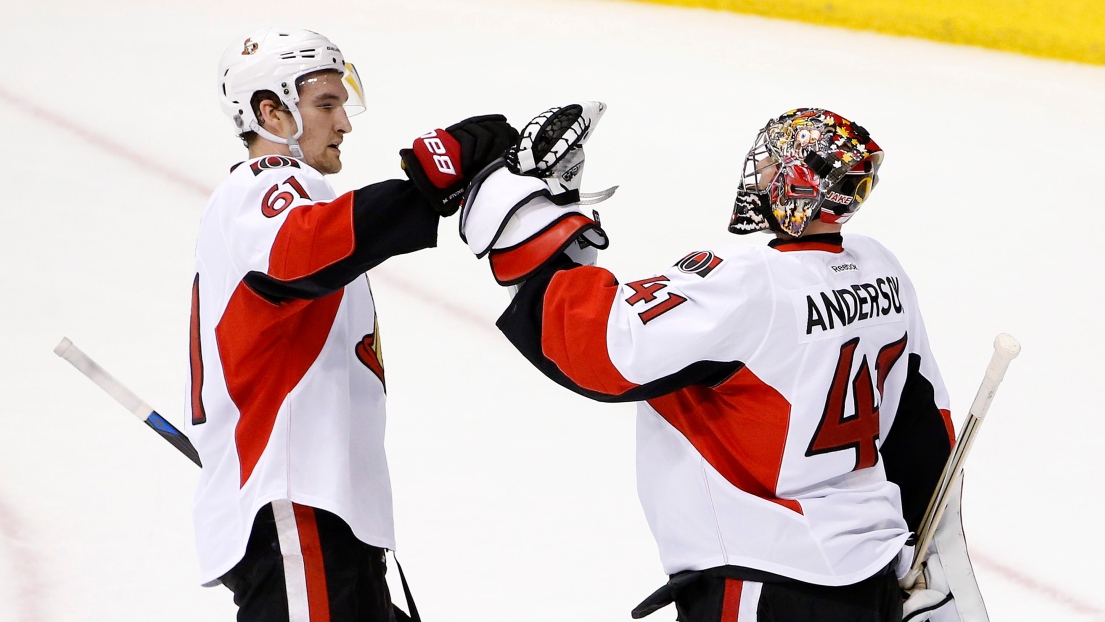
[328,146,343,173]
[314,154,342,175]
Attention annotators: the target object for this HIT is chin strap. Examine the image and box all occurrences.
[286,138,305,161]
[250,107,306,161]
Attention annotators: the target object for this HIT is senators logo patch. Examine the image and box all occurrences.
[675,251,723,277]
[250,155,301,176]
[355,328,386,391]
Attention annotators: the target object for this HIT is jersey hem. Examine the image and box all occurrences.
[664,532,910,587]
[196,494,397,587]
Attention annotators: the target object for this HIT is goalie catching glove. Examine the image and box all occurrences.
[460,101,617,286]
[401,114,519,216]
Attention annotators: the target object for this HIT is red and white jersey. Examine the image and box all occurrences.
[498,233,954,586]
[185,155,438,585]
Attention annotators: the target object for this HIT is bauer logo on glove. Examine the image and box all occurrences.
[400,114,518,216]
[414,130,460,181]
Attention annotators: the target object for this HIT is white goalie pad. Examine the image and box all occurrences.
[460,165,607,285]
[902,473,989,622]
[460,166,603,256]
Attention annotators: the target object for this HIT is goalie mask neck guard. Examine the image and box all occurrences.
[729,108,883,237]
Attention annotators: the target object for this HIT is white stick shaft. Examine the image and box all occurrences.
[908,333,1020,580]
[54,338,154,420]
[968,333,1021,421]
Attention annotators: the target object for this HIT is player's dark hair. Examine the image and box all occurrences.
[241,90,284,148]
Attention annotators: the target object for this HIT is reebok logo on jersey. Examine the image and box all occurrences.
[830,263,858,273]
[804,276,903,335]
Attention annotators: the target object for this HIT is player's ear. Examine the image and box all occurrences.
[257,99,295,138]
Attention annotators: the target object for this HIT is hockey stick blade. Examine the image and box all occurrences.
[905,333,1020,585]
[54,337,201,467]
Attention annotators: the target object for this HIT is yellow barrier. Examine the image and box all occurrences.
[627,0,1105,65]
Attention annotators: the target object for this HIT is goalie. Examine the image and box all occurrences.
[460,103,988,621]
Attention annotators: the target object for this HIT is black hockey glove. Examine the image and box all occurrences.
[400,114,519,216]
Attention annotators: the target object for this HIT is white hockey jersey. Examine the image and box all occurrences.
[497,233,954,586]
[185,155,438,585]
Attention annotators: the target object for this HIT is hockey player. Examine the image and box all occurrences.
[459,104,985,621]
[185,28,516,621]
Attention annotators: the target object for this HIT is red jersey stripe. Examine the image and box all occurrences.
[720,578,744,622]
[293,504,331,622]
[189,274,207,425]
[648,367,803,514]
[215,283,344,486]
[939,408,955,445]
[541,267,638,396]
[773,240,844,254]
[488,214,594,284]
[268,193,357,281]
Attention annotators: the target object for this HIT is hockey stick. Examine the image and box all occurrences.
[904,333,1020,586]
[54,337,202,467]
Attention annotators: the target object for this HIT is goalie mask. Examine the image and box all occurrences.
[729,108,883,237]
[218,28,366,160]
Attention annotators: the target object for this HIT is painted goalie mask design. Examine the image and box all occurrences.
[729,108,884,237]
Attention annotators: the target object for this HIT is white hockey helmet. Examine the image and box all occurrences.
[217,28,366,159]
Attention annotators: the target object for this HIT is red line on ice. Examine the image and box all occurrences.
[0,86,211,198]
[367,270,496,330]
[0,494,47,622]
[973,552,1105,620]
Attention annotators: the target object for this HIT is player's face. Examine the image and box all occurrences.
[754,157,779,190]
[296,71,353,175]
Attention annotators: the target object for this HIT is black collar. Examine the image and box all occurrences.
[768,233,844,253]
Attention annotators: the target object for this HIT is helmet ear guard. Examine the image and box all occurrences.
[729,109,883,237]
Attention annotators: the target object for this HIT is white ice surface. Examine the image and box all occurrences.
[1,0,1104,620]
